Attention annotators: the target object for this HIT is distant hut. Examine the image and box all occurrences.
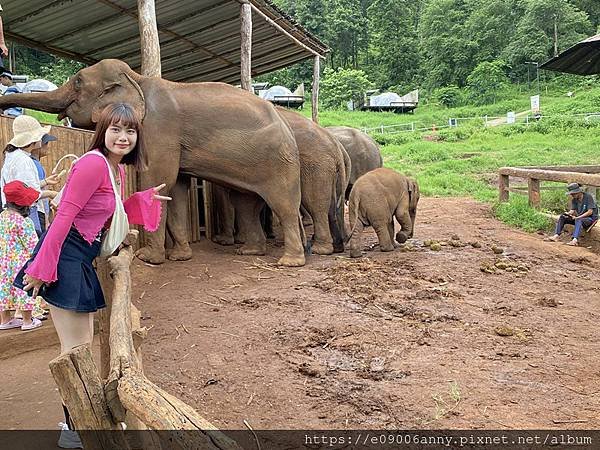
[361,89,419,113]
[258,84,305,109]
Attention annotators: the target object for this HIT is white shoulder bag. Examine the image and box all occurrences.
[51,150,129,257]
[93,151,130,257]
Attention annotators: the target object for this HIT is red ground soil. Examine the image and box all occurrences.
[2,197,599,432]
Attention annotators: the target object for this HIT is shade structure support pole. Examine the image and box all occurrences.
[137,0,162,77]
[312,55,320,123]
[240,1,252,91]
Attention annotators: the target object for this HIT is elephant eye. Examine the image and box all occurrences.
[74,77,81,90]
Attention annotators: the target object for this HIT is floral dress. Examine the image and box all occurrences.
[0,209,38,311]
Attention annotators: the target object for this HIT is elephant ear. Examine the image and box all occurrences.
[91,71,146,123]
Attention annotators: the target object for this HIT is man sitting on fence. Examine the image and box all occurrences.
[546,183,598,246]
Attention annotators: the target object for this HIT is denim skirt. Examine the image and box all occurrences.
[14,227,105,313]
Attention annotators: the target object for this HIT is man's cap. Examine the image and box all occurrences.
[41,133,57,145]
[566,182,583,195]
[3,180,39,207]
[0,69,13,80]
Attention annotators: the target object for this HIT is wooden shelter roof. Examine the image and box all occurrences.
[2,0,328,83]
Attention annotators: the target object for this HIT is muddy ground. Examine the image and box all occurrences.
[2,197,599,430]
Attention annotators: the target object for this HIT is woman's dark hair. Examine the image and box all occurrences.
[5,202,30,217]
[3,144,18,154]
[87,103,148,171]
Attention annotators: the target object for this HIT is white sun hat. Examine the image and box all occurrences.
[8,115,51,148]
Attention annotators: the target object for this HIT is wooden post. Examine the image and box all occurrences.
[499,174,509,202]
[137,0,162,77]
[528,178,541,208]
[240,1,252,92]
[312,55,320,123]
[49,345,129,450]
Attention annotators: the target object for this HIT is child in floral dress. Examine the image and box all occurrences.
[0,180,41,331]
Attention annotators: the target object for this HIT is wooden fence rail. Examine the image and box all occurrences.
[498,166,600,208]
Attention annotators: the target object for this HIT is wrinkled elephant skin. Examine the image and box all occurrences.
[326,126,383,199]
[0,59,306,266]
[347,168,420,258]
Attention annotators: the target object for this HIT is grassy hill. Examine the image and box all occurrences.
[310,83,600,232]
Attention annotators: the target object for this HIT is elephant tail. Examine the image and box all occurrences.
[344,193,361,244]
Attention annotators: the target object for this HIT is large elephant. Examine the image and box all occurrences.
[346,168,420,258]
[326,126,382,198]
[0,59,307,266]
[213,107,350,254]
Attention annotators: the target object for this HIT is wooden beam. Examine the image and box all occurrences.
[49,345,129,449]
[240,1,253,91]
[137,0,162,77]
[521,165,600,174]
[499,167,600,187]
[247,2,324,58]
[4,32,98,66]
[312,55,320,123]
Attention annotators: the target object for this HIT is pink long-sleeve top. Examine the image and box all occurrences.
[25,151,162,283]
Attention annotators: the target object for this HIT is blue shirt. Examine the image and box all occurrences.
[571,192,598,220]
[30,155,49,215]
[3,85,23,117]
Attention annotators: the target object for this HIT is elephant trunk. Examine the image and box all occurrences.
[0,83,74,115]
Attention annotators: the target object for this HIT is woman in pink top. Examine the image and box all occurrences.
[14,103,170,444]
[15,103,169,345]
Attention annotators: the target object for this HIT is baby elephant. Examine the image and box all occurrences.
[347,168,420,257]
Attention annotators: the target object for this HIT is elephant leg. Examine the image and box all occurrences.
[230,190,266,255]
[395,208,413,242]
[388,220,400,248]
[135,172,179,265]
[260,205,275,239]
[213,185,235,246]
[347,219,364,258]
[374,220,394,252]
[265,196,305,267]
[310,203,334,255]
[165,176,193,261]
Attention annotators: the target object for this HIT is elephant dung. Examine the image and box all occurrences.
[491,245,504,254]
[430,242,442,251]
[494,325,515,337]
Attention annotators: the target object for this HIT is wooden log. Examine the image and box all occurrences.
[137,0,162,77]
[499,167,600,186]
[522,165,600,174]
[49,345,129,450]
[240,1,252,92]
[312,55,320,123]
[118,372,242,450]
[96,257,113,380]
[499,174,509,202]
[528,178,541,208]
[105,231,141,423]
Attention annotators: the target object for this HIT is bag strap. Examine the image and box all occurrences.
[84,150,122,201]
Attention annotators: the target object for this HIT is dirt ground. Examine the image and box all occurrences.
[2,197,600,431]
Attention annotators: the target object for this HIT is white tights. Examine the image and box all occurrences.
[49,305,94,355]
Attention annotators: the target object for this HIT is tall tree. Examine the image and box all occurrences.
[503,0,592,76]
[419,0,474,88]
[367,0,421,90]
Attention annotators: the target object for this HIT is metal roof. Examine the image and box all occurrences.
[2,0,328,83]
[541,34,600,75]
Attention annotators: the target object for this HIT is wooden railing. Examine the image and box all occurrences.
[48,232,241,450]
[498,165,600,208]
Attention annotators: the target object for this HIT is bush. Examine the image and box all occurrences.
[433,85,463,108]
[320,67,374,110]
[467,60,510,105]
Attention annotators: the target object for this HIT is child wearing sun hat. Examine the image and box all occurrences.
[0,180,41,331]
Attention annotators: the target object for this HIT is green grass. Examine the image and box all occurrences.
[311,84,600,232]
[26,110,61,125]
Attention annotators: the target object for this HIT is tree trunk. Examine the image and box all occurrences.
[138,0,162,77]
